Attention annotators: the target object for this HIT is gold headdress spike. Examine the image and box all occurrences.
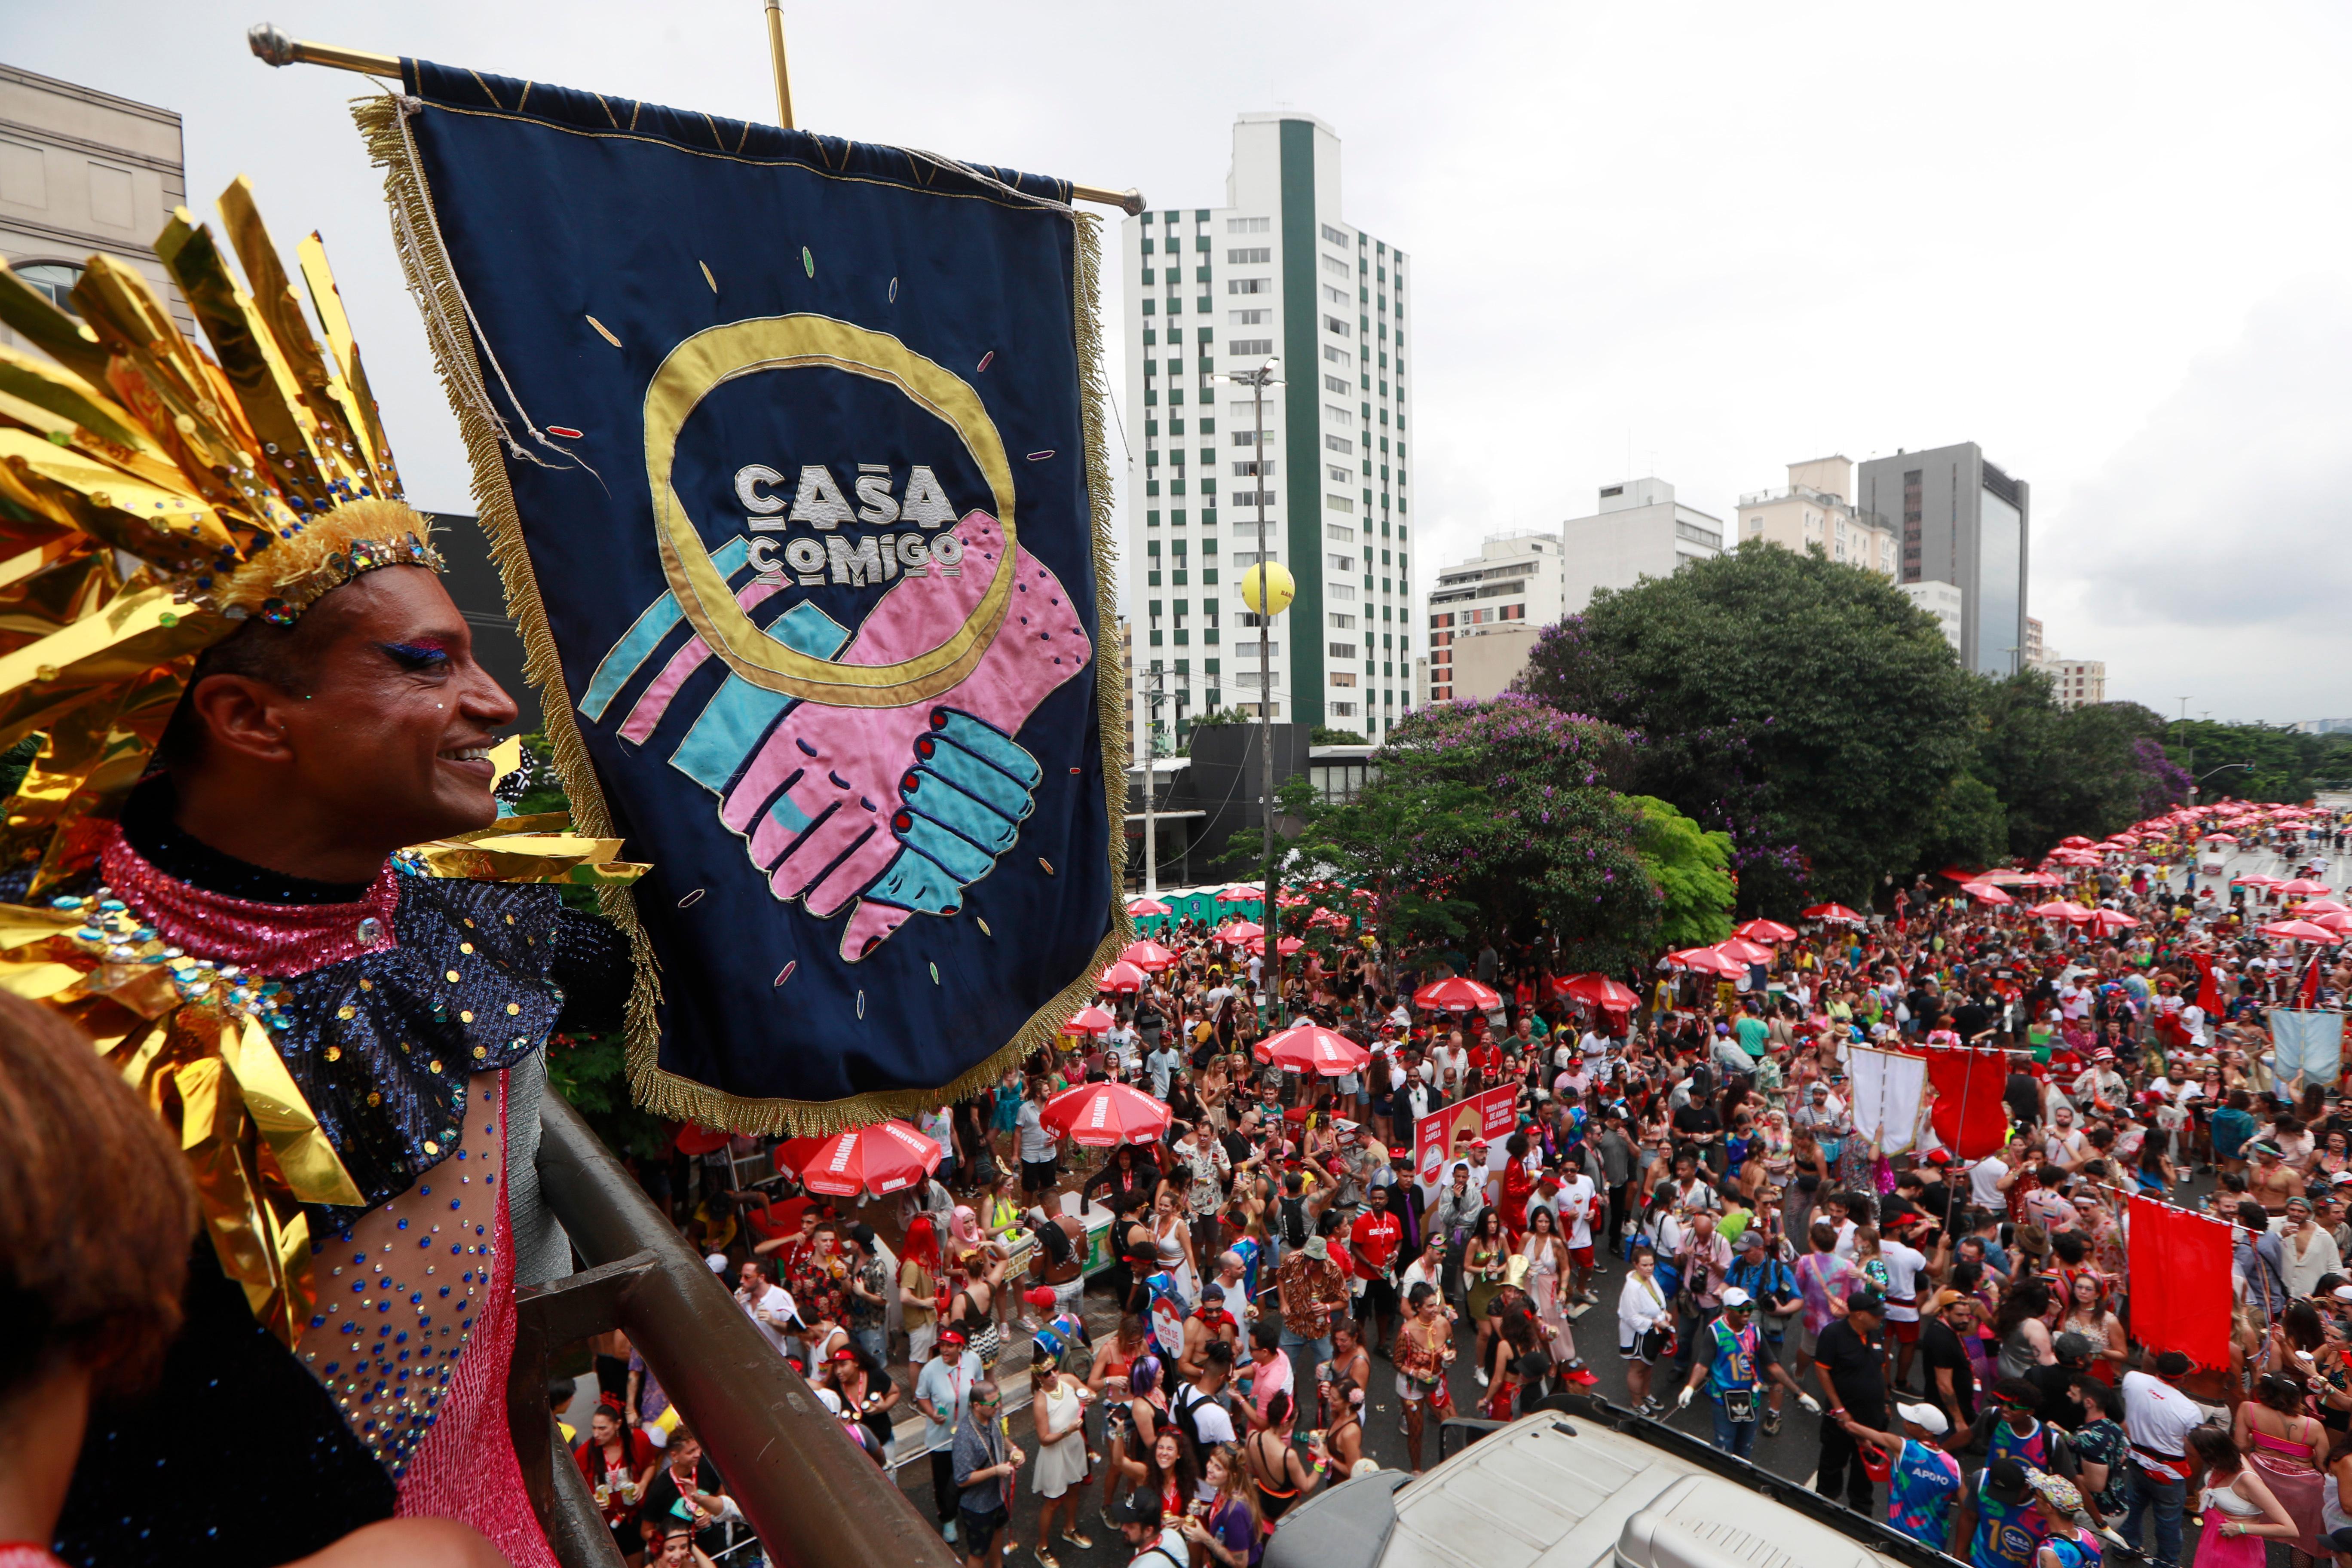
[0,178,435,891]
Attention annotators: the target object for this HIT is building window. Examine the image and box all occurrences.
[1231,459,1274,477]
[1321,223,1348,244]
[1324,404,1353,427]
[1230,309,1268,325]
[1323,345,1352,368]
[1228,216,1269,234]
[14,260,84,313]
[1321,255,1350,279]
[1228,278,1270,295]
[1325,435,1352,455]
[1326,463,1351,483]
[1329,701,1357,717]
[1322,284,1348,306]
[1323,374,1348,395]
[1323,315,1351,337]
[1325,524,1354,544]
[1329,582,1357,601]
[1227,247,1271,264]
[1228,338,1273,357]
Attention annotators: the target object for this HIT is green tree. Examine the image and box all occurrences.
[1517,542,1978,911]
[1280,698,1663,971]
[1962,675,2156,861]
[1311,726,1369,746]
[1912,770,2009,873]
[1628,795,1735,949]
[2161,719,2352,802]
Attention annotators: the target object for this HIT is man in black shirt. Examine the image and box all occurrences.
[1813,1290,1890,1511]
[637,1428,737,1559]
[1917,1291,1981,1433]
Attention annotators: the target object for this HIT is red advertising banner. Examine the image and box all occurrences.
[1415,1085,1520,1186]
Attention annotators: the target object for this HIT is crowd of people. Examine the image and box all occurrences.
[594,811,2352,1568]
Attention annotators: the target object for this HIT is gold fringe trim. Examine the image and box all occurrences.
[359,93,1128,1133]
[356,91,668,1090]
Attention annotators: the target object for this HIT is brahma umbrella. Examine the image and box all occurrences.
[1119,938,1179,972]
[1414,975,1502,1013]
[1960,882,2013,905]
[1097,960,1149,994]
[1243,935,1305,956]
[1214,885,1263,903]
[2058,835,2095,848]
[1211,920,1263,943]
[1801,903,1865,925]
[2279,879,2334,897]
[1734,919,1798,943]
[795,1121,943,1197]
[1715,937,1774,965]
[1062,1004,1116,1036]
[2263,920,2346,944]
[1555,973,1641,1010]
[1666,947,1746,977]
[1041,1081,1170,1146]
[1126,897,1172,918]
[1256,1022,1371,1076]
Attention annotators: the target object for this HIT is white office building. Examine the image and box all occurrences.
[1559,478,1723,615]
[1899,580,1964,651]
[1425,531,1565,703]
[1121,113,1414,748]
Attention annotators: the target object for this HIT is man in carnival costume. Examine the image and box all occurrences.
[0,191,634,1568]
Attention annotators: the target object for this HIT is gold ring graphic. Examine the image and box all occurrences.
[642,315,1016,707]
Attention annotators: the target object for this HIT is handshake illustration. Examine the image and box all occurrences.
[715,510,1093,961]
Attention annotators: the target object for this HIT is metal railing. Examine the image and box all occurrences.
[519,1092,959,1568]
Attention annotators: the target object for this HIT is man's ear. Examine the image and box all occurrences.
[184,674,299,764]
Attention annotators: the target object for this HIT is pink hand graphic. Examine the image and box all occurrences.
[716,510,1091,960]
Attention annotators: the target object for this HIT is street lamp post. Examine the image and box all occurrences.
[1224,358,1283,1018]
[1139,664,1164,896]
[2191,761,2254,804]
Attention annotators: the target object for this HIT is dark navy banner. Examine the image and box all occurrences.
[370,63,1121,1130]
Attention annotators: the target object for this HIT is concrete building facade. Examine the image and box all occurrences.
[1559,478,1723,616]
[1425,530,1563,702]
[1899,580,1964,651]
[1856,443,2030,678]
[1122,114,1414,748]
[2035,655,2107,710]
[0,64,192,352]
[1736,455,1897,576]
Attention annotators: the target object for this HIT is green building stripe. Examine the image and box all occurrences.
[1278,119,1323,727]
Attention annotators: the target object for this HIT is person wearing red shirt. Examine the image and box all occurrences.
[1348,1184,1406,1356]
[1499,1134,1537,1238]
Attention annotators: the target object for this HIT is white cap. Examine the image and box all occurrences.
[706,1253,730,1274]
[815,1387,844,1416]
[1897,1401,1951,1435]
[1720,1286,1753,1309]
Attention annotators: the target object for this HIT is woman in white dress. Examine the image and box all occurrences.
[1616,1243,1674,1415]
[1520,1206,1596,1384]
[1031,1348,1095,1567]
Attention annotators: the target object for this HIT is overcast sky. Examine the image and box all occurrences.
[17,1,2350,724]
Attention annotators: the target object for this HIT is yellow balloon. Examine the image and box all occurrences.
[1239,561,1295,617]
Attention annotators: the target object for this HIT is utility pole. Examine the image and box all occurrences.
[1223,357,1284,1019]
[1139,664,1164,896]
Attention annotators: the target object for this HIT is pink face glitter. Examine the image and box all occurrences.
[100,824,401,978]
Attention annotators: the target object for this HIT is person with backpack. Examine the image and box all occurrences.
[1170,1338,1241,1452]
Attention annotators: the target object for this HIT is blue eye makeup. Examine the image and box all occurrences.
[377,641,453,670]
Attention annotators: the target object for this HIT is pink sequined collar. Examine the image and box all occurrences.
[98,823,401,979]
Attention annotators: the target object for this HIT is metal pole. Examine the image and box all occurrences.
[245,22,1145,212]
[534,1094,954,1568]
[763,0,796,128]
[1142,666,1160,897]
[1255,372,1279,1020]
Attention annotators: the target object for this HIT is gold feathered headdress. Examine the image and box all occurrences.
[0,176,435,891]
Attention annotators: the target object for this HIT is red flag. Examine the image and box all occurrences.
[2191,952,2221,1014]
[2127,1196,2232,1369]
[2301,958,2324,1009]
[1925,1046,2010,1159]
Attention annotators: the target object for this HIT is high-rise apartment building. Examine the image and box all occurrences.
[1122,113,1414,746]
[2034,654,2107,710]
[0,65,192,355]
[1736,456,1897,576]
[1559,478,1723,615]
[1426,531,1565,703]
[1856,443,2030,678]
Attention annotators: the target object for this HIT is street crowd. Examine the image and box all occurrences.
[598,807,2352,1568]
